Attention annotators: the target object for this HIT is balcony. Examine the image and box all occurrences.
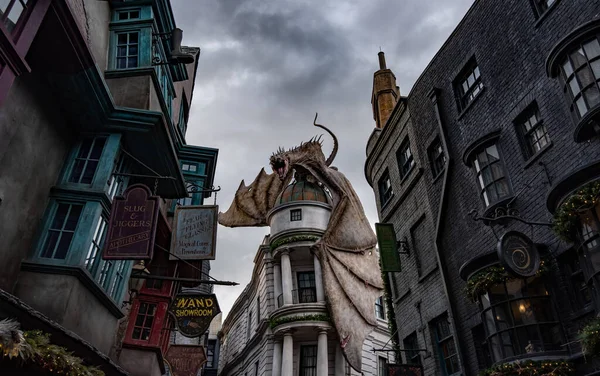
[277,287,317,308]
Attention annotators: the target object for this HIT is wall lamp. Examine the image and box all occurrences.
[122,261,150,308]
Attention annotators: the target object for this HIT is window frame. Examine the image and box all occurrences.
[471,143,512,207]
[375,296,386,320]
[290,209,302,222]
[299,345,318,376]
[125,299,168,347]
[403,331,421,366]
[38,202,85,261]
[530,0,558,19]
[515,103,551,159]
[378,169,393,207]
[454,59,484,112]
[397,138,415,180]
[0,0,33,39]
[432,315,460,376]
[428,137,446,178]
[378,356,388,376]
[296,271,317,304]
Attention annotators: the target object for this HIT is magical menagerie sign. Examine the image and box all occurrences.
[103,184,159,260]
[170,205,218,260]
[169,293,221,338]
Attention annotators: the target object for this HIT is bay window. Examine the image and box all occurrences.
[471,143,511,207]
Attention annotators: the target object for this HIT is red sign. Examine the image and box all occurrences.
[165,345,207,376]
[388,364,423,376]
[103,184,159,260]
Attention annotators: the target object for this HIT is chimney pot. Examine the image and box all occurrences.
[378,51,387,70]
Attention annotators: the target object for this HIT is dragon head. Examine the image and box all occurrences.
[269,113,338,181]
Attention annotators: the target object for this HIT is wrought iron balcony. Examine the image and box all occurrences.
[276,287,317,308]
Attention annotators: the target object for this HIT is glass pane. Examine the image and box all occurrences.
[144,315,154,328]
[481,167,493,186]
[491,163,504,180]
[569,77,581,96]
[500,331,515,358]
[54,232,74,259]
[530,298,554,322]
[486,145,499,161]
[511,299,536,326]
[77,138,93,158]
[592,60,600,79]
[6,0,24,30]
[130,10,140,18]
[116,58,127,69]
[118,12,128,20]
[135,314,145,326]
[489,334,503,362]
[584,39,600,59]
[571,48,587,69]
[139,303,148,314]
[577,67,595,88]
[90,138,106,159]
[462,81,468,93]
[41,231,60,258]
[585,86,600,108]
[516,326,541,355]
[129,32,138,43]
[576,96,588,117]
[505,279,524,300]
[51,204,70,229]
[488,283,506,304]
[562,59,574,77]
[132,327,141,339]
[81,160,98,184]
[495,179,510,199]
[467,73,475,87]
[494,303,513,331]
[127,57,137,67]
[129,45,138,56]
[484,309,496,334]
[64,205,82,230]
[142,328,150,340]
[474,66,480,78]
[540,324,562,351]
[117,33,127,44]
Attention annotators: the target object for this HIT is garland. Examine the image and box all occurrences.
[479,360,574,376]
[380,266,401,361]
[0,319,104,375]
[269,314,330,329]
[552,181,600,242]
[580,317,600,357]
[270,235,320,250]
[465,261,551,302]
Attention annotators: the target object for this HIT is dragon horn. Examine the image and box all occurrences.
[313,112,338,166]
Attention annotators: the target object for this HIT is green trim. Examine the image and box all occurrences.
[478,360,574,376]
[552,180,600,242]
[269,314,330,329]
[270,235,320,251]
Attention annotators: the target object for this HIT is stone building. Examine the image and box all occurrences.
[365,0,600,375]
[218,176,393,376]
[0,1,217,375]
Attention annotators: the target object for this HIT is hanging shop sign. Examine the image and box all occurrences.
[103,184,159,260]
[165,345,207,376]
[375,223,402,272]
[169,293,221,338]
[170,205,218,261]
[387,364,424,376]
[497,231,540,278]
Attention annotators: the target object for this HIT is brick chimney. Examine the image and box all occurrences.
[371,51,399,129]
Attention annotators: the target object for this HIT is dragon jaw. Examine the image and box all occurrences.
[270,155,289,181]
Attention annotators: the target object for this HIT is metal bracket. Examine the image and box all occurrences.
[397,237,410,256]
[468,207,553,228]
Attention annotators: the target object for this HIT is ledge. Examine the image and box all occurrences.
[269,301,328,322]
[20,262,125,318]
[546,159,600,213]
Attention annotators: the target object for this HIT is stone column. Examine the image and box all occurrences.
[317,330,328,376]
[281,250,293,305]
[272,340,282,376]
[313,254,325,302]
[273,262,283,308]
[282,331,294,376]
[335,344,345,376]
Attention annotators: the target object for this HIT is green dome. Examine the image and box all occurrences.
[276,180,330,206]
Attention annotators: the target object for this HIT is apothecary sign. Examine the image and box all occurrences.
[169,293,221,338]
[170,205,218,260]
[165,345,207,376]
[103,184,159,260]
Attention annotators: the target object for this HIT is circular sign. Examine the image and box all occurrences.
[497,231,540,277]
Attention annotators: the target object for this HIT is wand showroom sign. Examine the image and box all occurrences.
[169,293,221,338]
[103,184,159,260]
[170,205,218,260]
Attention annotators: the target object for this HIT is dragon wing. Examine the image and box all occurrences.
[218,168,290,227]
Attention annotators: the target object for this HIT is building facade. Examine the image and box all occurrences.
[218,176,393,376]
[0,1,218,375]
[365,1,600,375]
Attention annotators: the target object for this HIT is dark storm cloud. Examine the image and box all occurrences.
[171,0,474,316]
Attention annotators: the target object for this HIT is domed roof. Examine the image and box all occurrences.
[276,179,331,206]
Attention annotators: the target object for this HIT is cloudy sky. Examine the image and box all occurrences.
[171,0,474,317]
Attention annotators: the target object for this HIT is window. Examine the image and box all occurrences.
[40,203,84,259]
[178,101,188,136]
[472,324,492,369]
[257,297,261,324]
[84,216,108,271]
[432,316,460,375]
[117,9,140,20]
[145,264,168,290]
[206,339,216,368]
[0,0,29,33]
[516,104,550,158]
[378,356,387,376]
[108,152,129,199]
[132,302,157,341]
[378,170,393,206]
[531,0,556,17]
[375,296,386,320]
[290,209,302,221]
[299,345,317,376]
[472,144,511,206]
[397,139,415,179]
[428,137,446,177]
[559,37,600,119]
[479,276,562,363]
[176,161,208,207]
[455,60,483,111]
[115,31,139,69]
[296,271,316,304]
[564,255,592,310]
[247,310,252,340]
[69,137,107,184]
[254,361,259,376]
[403,332,421,365]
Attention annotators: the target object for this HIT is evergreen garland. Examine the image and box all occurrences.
[580,317,600,357]
[478,360,574,376]
[269,314,330,329]
[0,319,104,376]
[552,181,600,242]
[465,261,551,302]
[270,235,320,250]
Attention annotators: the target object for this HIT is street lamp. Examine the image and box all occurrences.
[122,261,150,308]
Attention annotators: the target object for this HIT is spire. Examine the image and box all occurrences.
[371,51,399,129]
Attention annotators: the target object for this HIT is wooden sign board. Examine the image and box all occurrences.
[170,206,218,260]
[165,345,206,376]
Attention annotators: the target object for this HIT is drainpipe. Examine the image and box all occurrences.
[428,87,467,371]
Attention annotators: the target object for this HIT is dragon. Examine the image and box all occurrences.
[218,114,384,373]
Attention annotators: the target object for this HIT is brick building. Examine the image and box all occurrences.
[0,1,218,375]
[365,0,600,375]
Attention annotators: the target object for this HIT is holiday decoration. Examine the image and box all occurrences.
[269,314,330,329]
[0,319,104,375]
[478,360,574,376]
[269,234,320,251]
[552,180,600,242]
[580,318,600,357]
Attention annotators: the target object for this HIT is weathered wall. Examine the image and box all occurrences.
[119,347,163,376]
[0,73,71,292]
[106,76,152,110]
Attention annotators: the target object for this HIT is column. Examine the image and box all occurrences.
[335,344,345,376]
[317,330,328,376]
[281,250,293,305]
[313,254,325,302]
[272,340,282,376]
[282,331,294,376]
[274,262,283,308]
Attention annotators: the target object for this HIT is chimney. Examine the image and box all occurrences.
[371,51,399,129]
